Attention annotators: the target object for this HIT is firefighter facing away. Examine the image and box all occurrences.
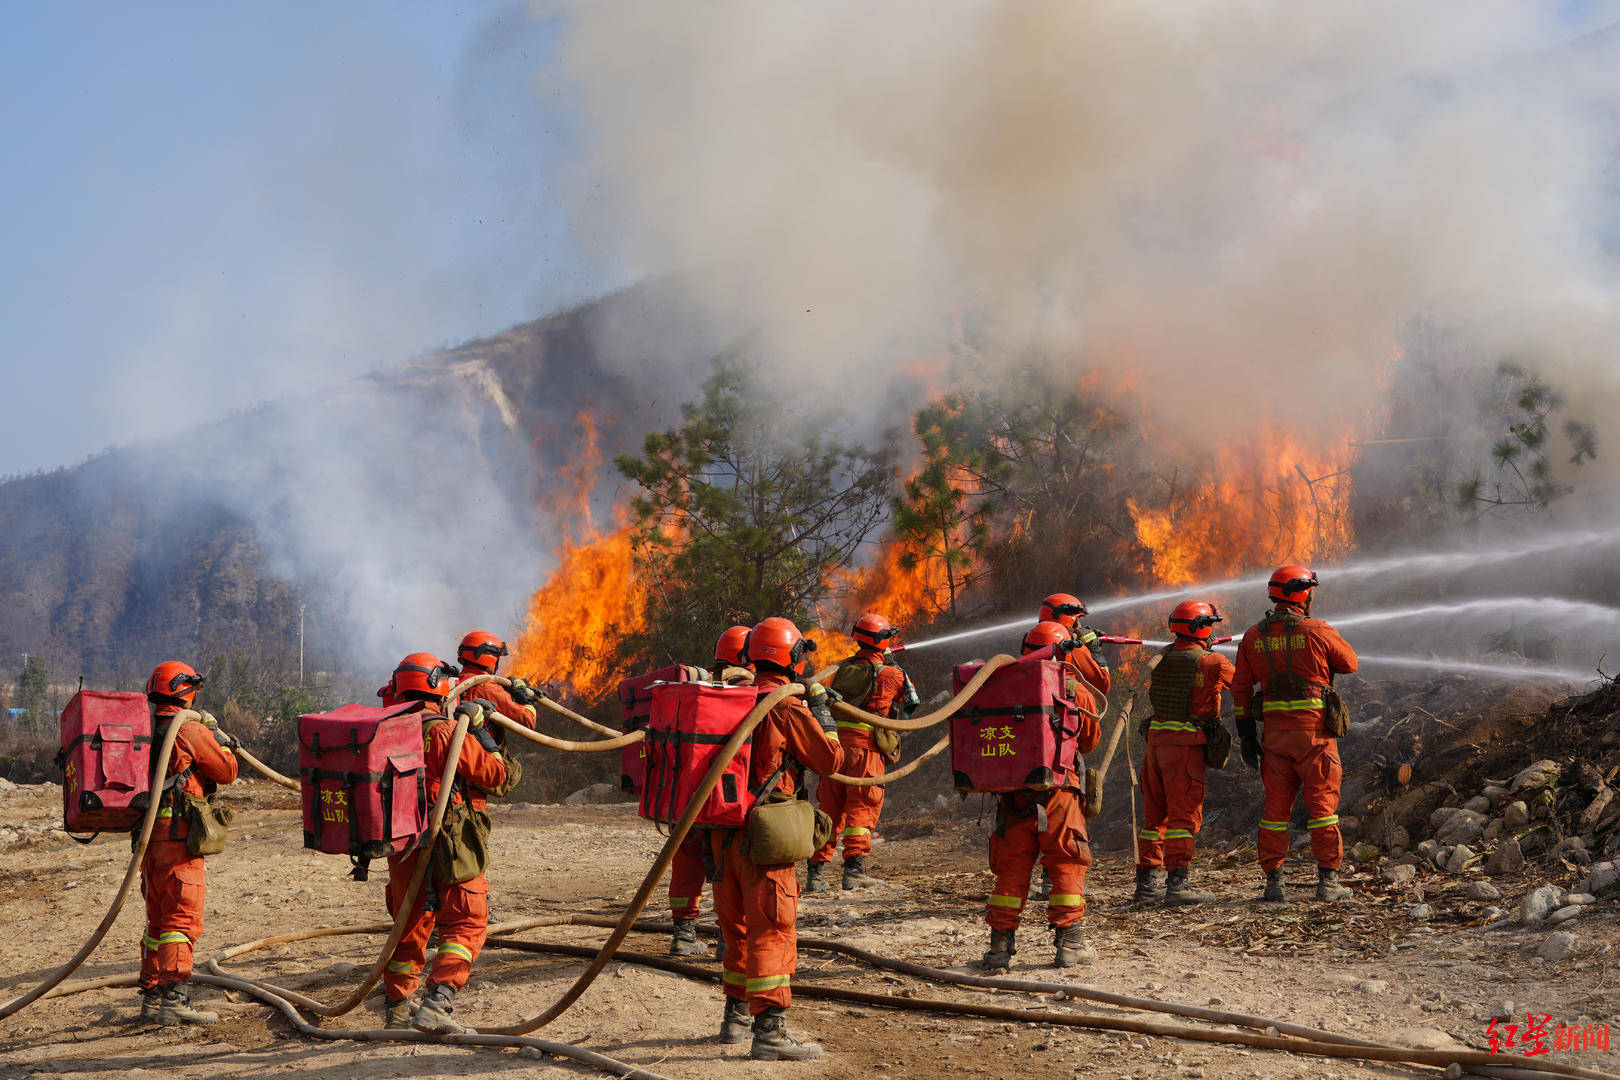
[1135,601,1235,904]
[453,629,540,735]
[380,653,522,1032]
[711,617,843,1060]
[807,613,920,893]
[137,661,240,1025]
[668,624,755,960]
[980,621,1108,974]
[1232,566,1359,902]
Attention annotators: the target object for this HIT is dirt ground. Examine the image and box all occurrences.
[2,777,1617,1080]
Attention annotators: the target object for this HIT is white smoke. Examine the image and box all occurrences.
[541,1,1620,465]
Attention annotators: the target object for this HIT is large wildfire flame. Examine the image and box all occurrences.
[511,405,1360,700]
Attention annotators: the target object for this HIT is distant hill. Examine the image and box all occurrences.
[0,281,728,696]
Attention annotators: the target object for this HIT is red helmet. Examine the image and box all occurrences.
[1168,599,1223,642]
[1267,564,1319,605]
[852,613,897,653]
[743,617,817,672]
[1021,620,1072,656]
[1039,592,1087,629]
[392,653,458,701]
[147,661,203,711]
[714,624,751,667]
[457,630,509,675]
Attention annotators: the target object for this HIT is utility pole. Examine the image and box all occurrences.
[298,604,307,686]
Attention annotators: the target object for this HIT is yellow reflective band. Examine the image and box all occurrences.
[436,942,474,964]
[141,935,160,950]
[156,931,191,945]
[1148,720,1200,732]
[987,893,1025,909]
[387,960,414,974]
[668,897,691,907]
[1233,705,1250,719]
[521,705,538,720]
[1262,698,1324,712]
[1259,820,1289,831]
[1307,815,1340,829]
[157,808,176,818]
[836,720,874,731]
[841,826,870,837]
[723,971,747,986]
[1047,894,1085,906]
[1137,828,1161,839]
[746,974,792,992]
[1078,630,1099,645]
[1165,829,1195,839]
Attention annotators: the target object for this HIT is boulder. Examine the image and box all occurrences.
[1510,760,1561,793]
[1383,864,1418,885]
[1519,884,1565,923]
[1429,806,1461,831]
[1444,845,1477,873]
[1409,904,1434,921]
[1391,781,1457,833]
[1482,818,1504,842]
[1547,906,1583,925]
[1572,860,1617,896]
[1436,810,1487,846]
[1464,795,1492,815]
[1385,826,1410,853]
[563,782,627,806]
[1465,880,1502,901]
[1539,932,1577,963]
[1503,801,1530,830]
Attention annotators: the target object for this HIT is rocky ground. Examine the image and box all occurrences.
[2,743,1618,1080]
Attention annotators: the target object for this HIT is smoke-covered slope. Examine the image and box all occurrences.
[0,281,727,687]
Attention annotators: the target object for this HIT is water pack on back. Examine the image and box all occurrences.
[59,690,153,833]
[618,664,699,792]
[949,658,1083,793]
[298,702,427,877]
[638,682,758,829]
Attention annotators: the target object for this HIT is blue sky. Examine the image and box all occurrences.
[0,2,612,475]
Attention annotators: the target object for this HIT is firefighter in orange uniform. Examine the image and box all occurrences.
[1233,566,1359,902]
[454,630,539,733]
[1135,601,1235,904]
[980,621,1107,973]
[138,661,239,1025]
[712,618,843,1060]
[807,613,918,893]
[380,653,521,1032]
[669,625,755,958]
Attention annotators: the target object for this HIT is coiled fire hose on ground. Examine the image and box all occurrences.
[0,709,192,1021]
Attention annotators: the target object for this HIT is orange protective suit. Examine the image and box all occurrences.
[383,707,510,1003]
[1232,602,1358,871]
[711,671,843,1015]
[985,648,1106,930]
[462,679,538,733]
[811,652,906,865]
[138,713,238,990]
[1137,644,1234,871]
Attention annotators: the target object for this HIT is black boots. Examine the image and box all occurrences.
[155,982,217,1026]
[411,983,470,1034]
[1164,868,1214,906]
[805,862,832,893]
[1051,924,1097,967]
[1317,866,1352,901]
[1133,867,1166,901]
[670,919,707,956]
[1262,868,1287,902]
[719,997,751,1044]
[139,987,160,1023]
[841,856,878,890]
[750,1006,823,1060]
[981,928,1016,973]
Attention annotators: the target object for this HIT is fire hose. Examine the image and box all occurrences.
[230,743,298,790]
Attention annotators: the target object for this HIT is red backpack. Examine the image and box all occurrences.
[949,658,1084,793]
[298,703,428,879]
[637,682,760,829]
[58,690,153,834]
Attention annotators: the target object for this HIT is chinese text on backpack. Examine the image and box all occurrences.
[299,703,427,879]
[638,682,758,829]
[618,665,699,792]
[949,659,1084,793]
[59,690,153,833]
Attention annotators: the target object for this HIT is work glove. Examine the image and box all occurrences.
[1240,737,1262,771]
[506,676,539,705]
[900,673,922,718]
[470,722,501,755]
[1079,627,1110,668]
[803,682,837,734]
[197,712,238,749]
[455,701,488,725]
